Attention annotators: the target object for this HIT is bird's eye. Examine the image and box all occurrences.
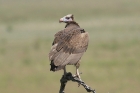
[66,17,70,19]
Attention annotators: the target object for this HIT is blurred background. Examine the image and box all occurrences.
[0,0,140,93]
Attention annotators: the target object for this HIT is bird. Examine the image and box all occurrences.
[49,14,89,80]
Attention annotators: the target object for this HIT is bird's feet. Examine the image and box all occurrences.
[73,72,82,87]
[73,72,82,79]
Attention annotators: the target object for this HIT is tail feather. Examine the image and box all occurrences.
[50,60,58,71]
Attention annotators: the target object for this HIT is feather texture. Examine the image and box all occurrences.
[49,21,89,71]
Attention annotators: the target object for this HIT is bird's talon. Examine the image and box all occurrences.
[73,74,78,78]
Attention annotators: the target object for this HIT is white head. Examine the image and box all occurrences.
[59,14,74,23]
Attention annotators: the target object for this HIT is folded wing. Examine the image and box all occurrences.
[49,28,89,71]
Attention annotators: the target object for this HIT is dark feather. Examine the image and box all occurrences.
[50,60,58,71]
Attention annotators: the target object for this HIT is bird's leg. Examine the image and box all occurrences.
[63,66,67,77]
[74,63,82,87]
[75,63,81,81]
[76,67,81,80]
[74,63,82,80]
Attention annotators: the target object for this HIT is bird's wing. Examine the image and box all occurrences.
[49,28,89,69]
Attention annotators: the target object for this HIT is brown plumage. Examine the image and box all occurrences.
[49,14,89,79]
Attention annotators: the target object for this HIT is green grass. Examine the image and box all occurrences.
[0,0,140,93]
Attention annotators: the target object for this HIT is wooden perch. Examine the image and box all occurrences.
[59,72,96,93]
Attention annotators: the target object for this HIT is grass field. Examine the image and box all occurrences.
[0,0,140,93]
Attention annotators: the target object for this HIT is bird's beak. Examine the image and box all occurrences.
[59,18,63,23]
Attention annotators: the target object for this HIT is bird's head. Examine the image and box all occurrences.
[59,14,74,23]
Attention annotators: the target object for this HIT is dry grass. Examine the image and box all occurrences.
[0,0,140,93]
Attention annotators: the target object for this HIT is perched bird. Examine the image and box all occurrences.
[49,14,89,79]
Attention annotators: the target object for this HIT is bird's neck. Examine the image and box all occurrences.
[65,21,80,28]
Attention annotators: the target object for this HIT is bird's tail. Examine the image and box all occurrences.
[50,60,58,72]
